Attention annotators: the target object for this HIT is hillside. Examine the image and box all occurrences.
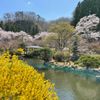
[0,11,48,36]
[0,28,34,49]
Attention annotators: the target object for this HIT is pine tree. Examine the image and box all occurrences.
[72,0,100,26]
[71,36,79,61]
[72,2,81,26]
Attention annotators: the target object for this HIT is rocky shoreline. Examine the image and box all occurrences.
[48,60,100,75]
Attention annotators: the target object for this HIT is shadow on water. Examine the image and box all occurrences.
[25,58,100,100]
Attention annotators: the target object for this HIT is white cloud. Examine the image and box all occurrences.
[27,1,31,5]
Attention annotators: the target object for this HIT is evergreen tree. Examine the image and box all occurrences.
[0,11,47,36]
[71,36,79,61]
[71,2,81,26]
[0,21,3,28]
[72,0,100,26]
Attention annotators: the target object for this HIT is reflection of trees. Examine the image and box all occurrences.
[64,74,100,100]
[44,70,100,100]
[45,71,72,89]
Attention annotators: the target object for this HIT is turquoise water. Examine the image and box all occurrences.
[44,70,100,100]
[26,58,100,100]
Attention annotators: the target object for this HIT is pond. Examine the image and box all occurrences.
[26,58,100,100]
[44,70,100,100]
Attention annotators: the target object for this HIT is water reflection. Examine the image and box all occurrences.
[25,59,100,100]
[44,70,100,100]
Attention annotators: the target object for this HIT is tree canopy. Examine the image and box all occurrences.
[0,11,48,36]
[45,21,75,50]
[72,0,100,26]
[75,55,100,68]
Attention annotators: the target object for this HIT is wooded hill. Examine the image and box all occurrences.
[0,11,48,36]
[72,0,100,26]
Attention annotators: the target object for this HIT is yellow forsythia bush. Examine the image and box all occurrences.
[16,48,24,54]
[0,52,58,100]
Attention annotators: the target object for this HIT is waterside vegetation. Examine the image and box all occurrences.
[0,52,58,100]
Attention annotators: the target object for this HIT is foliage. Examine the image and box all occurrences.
[16,48,24,55]
[48,21,75,50]
[25,48,53,62]
[40,48,53,62]
[43,33,58,48]
[72,0,100,26]
[19,42,26,49]
[75,55,100,68]
[88,42,100,54]
[49,17,71,24]
[0,48,4,53]
[71,36,79,61]
[24,49,40,58]
[0,52,58,100]
[0,11,48,35]
[54,51,70,62]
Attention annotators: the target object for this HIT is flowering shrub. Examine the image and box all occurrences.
[16,48,24,54]
[0,52,58,100]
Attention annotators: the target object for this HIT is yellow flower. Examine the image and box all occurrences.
[0,52,58,100]
[16,48,24,54]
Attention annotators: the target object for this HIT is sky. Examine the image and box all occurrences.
[0,0,83,21]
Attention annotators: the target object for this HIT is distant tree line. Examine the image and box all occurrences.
[72,0,100,26]
[0,11,48,36]
[49,17,71,24]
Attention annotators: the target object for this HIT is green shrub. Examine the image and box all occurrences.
[24,49,40,58]
[25,48,53,62]
[40,48,53,62]
[0,48,3,52]
[71,35,79,61]
[75,55,100,68]
[54,51,70,62]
